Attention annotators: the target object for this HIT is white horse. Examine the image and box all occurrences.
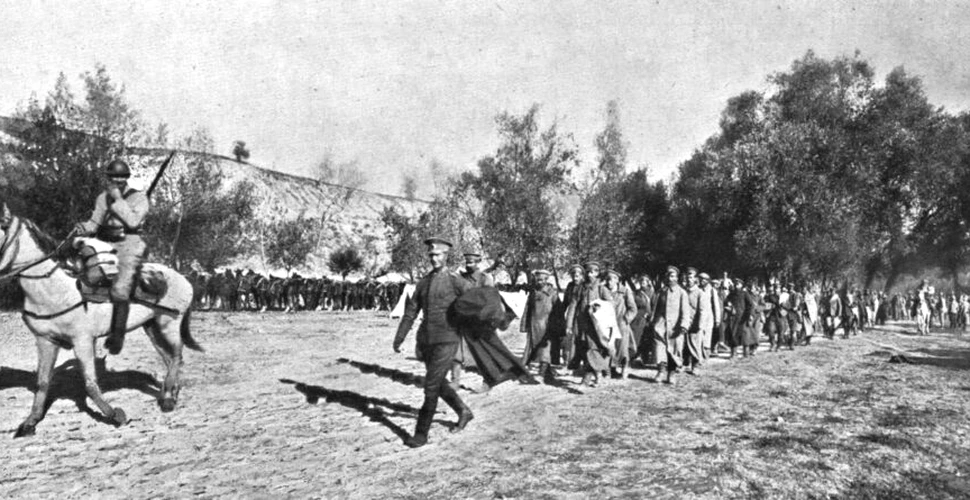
[0,204,202,437]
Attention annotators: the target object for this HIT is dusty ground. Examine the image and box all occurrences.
[0,310,968,499]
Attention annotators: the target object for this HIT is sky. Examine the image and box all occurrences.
[3,1,970,196]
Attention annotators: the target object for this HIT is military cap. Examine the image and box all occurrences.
[423,237,453,253]
[584,260,602,270]
[532,269,551,277]
[699,272,711,280]
[463,252,483,263]
[568,263,584,272]
[666,265,679,276]
[686,267,698,275]
[606,268,621,279]
[734,277,745,285]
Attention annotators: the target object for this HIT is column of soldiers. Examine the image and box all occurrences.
[517,262,904,387]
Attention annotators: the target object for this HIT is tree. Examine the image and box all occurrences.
[263,214,318,273]
[232,141,250,163]
[381,206,426,281]
[0,66,141,238]
[664,50,961,288]
[401,173,418,200]
[145,128,259,271]
[329,246,364,279]
[458,105,577,282]
[570,101,642,274]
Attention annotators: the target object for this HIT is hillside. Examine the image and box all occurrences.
[0,116,429,275]
[135,149,430,275]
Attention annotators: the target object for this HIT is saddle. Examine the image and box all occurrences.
[72,237,167,303]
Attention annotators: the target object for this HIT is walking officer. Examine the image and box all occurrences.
[75,159,149,355]
[392,237,474,448]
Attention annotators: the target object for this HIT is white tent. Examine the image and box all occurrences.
[499,291,528,319]
[389,285,528,320]
[390,284,417,318]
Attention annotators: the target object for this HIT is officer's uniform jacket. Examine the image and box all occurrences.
[395,267,471,346]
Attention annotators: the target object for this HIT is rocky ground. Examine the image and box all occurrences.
[0,310,968,499]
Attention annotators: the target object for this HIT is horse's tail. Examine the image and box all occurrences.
[180,308,204,352]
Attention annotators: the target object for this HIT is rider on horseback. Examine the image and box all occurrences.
[75,159,150,355]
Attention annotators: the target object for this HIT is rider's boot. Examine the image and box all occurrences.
[106,300,129,355]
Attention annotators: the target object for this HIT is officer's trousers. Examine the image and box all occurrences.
[415,341,465,437]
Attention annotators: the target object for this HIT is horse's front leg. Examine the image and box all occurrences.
[74,338,128,427]
[14,338,59,438]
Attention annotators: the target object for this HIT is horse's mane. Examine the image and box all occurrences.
[23,220,64,256]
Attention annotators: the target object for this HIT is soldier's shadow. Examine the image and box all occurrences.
[0,358,161,425]
[280,379,451,441]
[336,358,424,387]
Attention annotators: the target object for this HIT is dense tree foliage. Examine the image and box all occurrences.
[456,105,577,282]
[0,65,260,273]
[0,67,135,237]
[261,214,319,274]
[328,246,364,279]
[668,51,970,289]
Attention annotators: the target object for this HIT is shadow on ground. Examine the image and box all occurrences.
[280,378,455,442]
[336,358,424,387]
[0,357,161,427]
[907,347,970,370]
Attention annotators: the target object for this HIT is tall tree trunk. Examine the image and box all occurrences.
[882,258,906,293]
[863,254,882,290]
[168,208,184,268]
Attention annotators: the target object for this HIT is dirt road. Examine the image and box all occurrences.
[0,311,968,499]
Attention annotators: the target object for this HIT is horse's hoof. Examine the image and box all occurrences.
[13,423,35,438]
[159,398,177,413]
[111,408,128,426]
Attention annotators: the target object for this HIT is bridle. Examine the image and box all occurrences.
[0,217,75,282]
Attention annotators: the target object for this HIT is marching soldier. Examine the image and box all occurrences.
[562,264,585,370]
[75,159,149,355]
[573,261,612,387]
[453,251,495,389]
[393,237,473,448]
[520,269,563,383]
[604,268,637,379]
[694,272,721,367]
[650,266,689,384]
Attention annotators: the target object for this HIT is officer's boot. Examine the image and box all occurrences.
[106,301,130,355]
[654,362,666,382]
[405,404,435,448]
[442,388,474,433]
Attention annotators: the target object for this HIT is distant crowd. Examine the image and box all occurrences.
[186,269,408,312]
